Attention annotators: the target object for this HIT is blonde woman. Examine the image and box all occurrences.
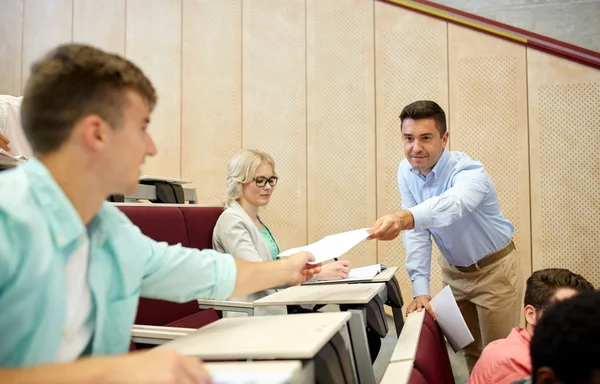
[212,149,381,361]
[212,149,351,315]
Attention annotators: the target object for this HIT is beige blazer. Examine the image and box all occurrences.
[212,201,287,316]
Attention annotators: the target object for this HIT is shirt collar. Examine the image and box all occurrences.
[409,148,450,180]
[516,327,532,343]
[24,158,93,249]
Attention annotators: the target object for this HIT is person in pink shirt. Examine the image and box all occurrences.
[468,268,594,384]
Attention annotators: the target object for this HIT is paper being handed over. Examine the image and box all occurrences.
[278,228,370,264]
[430,285,474,352]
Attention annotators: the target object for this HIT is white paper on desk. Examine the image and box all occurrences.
[0,149,26,165]
[346,264,382,280]
[278,228,370,264]
[430,285,474,352]
[213,371,293,384]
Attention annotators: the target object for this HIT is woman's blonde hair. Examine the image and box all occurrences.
[222,149,275,207]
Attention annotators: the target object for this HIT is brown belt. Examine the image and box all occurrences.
[454,240,515,273]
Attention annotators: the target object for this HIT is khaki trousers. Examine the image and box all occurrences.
[439,247,523,372]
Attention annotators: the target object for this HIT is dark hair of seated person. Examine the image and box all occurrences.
[530,290,600,384]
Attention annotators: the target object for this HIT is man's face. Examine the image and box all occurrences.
[401,118,448,177]
[104,90,157,194]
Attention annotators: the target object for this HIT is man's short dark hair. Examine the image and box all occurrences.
[21,43,157,154]
[524,268,594,310]
[399,100,446,136]
[531,291,600,384]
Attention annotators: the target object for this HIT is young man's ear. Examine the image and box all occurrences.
[525,304,538,326]
[79,115,109,152]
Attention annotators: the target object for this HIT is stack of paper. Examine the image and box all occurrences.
[430,285,474,352]
[278,228,370,264]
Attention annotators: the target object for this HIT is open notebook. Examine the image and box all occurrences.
[303,263,387,285]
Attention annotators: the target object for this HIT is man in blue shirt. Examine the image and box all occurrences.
[0,43,320,383]
[369,100,523,371]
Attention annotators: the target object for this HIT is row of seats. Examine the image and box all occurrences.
[118,202,454,382]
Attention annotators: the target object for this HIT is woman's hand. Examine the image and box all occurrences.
[317,260,351,280]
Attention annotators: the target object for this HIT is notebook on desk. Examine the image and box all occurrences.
[303,263,387,285]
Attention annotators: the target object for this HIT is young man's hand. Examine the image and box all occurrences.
[285,251,322,285]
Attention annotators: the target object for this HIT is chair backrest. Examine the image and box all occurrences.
[118,205,190,246]
[410,312,454,384]
[180,206,224,250]
[380,311,454,384]
[116,204,224,326]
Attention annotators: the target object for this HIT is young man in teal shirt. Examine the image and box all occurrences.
[0,43,320,383]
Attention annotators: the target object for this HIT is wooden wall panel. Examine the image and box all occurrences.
[73,0,125,54]
[528,48,600,287]
[181,0,242,204]
[374,1,449,306]
[242,0,307,250]
[0,0,24,95]
[307,0,377,267]
[126,0,181,179]
[448,24,531,282]
[22,0,72,89]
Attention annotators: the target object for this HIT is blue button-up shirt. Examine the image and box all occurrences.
[399,149,514,297]
[0,159,237,367]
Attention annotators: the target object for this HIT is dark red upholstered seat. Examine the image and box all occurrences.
[180,206,224,250]
[409,312,454,384]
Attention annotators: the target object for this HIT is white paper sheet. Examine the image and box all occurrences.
[278,228,370,264]
[430,285,474,352]
[213,371,293,384]
[346,264,382,280]
[0,149,26,166]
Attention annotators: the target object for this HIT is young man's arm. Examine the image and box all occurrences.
[131,222,320,302]
[232,252,320,297]
[0,349,212,384]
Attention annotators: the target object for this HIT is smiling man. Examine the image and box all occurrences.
[368,100,522,371]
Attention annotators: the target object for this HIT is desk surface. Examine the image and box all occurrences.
[158,312,350,359]
[390,310,425,362]
[205,361,303,384]
[254,283,385,306]
[371,266,399,282]
[379,360,414,384]
[205,360,302,373]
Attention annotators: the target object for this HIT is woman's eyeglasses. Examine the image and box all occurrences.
[253,176,278,187]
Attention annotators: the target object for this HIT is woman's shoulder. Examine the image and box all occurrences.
[215,206,249,229]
